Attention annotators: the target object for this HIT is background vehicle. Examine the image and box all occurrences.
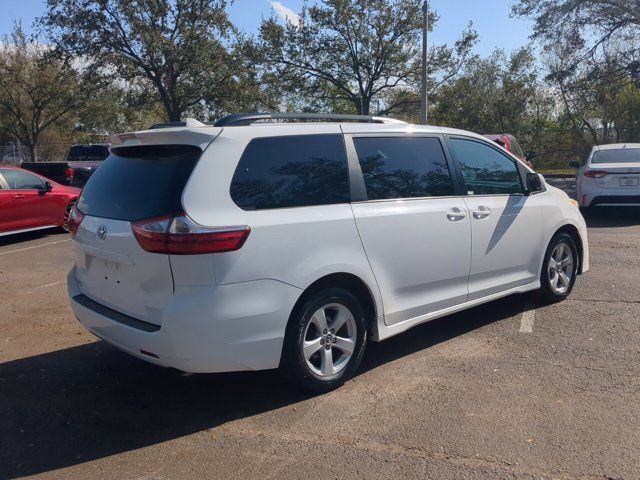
[68,113,589,392]
[22,144,109,187]
[0,166,80,235]
[484,133,536,168]
[571,143,640,208]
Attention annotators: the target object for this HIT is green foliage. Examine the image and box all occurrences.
[259,0,477,115]
[0,23,94,161]
[39,0,265,122]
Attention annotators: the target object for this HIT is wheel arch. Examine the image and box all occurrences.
[552,224,584,274]
[291,272,379,331]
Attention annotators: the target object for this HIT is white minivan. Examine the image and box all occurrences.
[68,113,589,391]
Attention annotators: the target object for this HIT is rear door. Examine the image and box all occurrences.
[346,134,471,326]
[73,144,203,326]
[447,136,543,300]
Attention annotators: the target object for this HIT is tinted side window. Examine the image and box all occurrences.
[353,137,454,200]
[450,138,523,195]
[230,134,350,210]
[1,169,44,190]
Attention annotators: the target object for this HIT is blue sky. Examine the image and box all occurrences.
[0,0,534,56]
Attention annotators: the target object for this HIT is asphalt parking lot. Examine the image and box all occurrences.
[2,180,640,480]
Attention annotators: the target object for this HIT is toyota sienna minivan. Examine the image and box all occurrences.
[68,113,589,391]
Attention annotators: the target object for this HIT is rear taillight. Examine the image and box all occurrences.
[68,204,85,236]
[65,167,74,183]
[131,213,250,255]
[584,170,609,178]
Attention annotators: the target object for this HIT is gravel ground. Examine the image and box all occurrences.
[1,179,639,480]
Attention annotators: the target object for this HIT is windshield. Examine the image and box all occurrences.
[592,148,640,164]
[77,145,201,221]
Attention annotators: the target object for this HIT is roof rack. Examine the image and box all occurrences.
[213,113,406,127]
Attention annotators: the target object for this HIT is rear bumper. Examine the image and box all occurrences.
[68,268,302,373]
[578,181,640,207]
[590,195,640,207]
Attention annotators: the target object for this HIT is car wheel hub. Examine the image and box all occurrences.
[302,303,357,378]
[548,242,574,295]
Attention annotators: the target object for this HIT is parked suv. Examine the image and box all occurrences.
[68,113,589,391]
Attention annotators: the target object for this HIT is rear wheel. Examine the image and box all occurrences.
[62,201,76,232]
[281,288,368,392]
[539,233,579,302]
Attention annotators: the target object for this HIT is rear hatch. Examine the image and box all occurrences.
[73,144,202,326]
[590,148,640,190]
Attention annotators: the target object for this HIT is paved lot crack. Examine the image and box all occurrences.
[217,426,620,480]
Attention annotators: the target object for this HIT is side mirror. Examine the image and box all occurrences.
[569,160,580,169]
[38,181,53,195]
[525,172,543,195]
[525,150,537,161]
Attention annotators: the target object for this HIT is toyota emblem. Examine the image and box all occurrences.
[96,225,107,241]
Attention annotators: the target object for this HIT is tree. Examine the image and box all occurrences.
[513,0,640,79]
[0,24,90,161]
[432,48,553,134]
[40,0,246,122]
[259,0,477,116]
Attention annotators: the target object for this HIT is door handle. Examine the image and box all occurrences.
[446,208,466,222]
[472,206,491,219]
[12,194,24,199]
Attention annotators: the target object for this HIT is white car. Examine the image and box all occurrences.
[573,143,640,208]
[67,113,589,391]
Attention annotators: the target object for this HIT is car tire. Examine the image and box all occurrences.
[539,233,579,303]
[280,287,368,392]
[62,201,76,232]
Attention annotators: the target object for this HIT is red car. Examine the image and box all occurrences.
[0,165,81,236]
[484,133,536,168]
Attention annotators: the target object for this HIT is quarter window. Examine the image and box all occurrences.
[1,169,44,190]
[230,135,350,210]
[450,138,523,195]
[353,136,454,200]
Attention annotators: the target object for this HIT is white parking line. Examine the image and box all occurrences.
[25,281,62,294]
[519,307,535,333]
[0,239,70,256]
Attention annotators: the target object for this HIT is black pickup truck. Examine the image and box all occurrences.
[22,144,110,187]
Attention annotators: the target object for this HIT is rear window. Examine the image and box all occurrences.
[230,134,350,210]
[592,149,640,164]
[77,145,200,221]
[68,145,110,161]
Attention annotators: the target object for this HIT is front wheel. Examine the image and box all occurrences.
[62,201,76,232]
[280,288,368,392]
[539,233,579,302]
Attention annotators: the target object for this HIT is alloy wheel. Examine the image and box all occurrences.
[547,242,574,295]
[302,303,357,377]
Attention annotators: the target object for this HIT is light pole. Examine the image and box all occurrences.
[420,0,429,125]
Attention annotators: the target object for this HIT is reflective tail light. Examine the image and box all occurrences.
[131,213,250,255]
[584,170,609,178]
[65,167,74,183]
[68,204,85,236]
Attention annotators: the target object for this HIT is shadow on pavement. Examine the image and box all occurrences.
[0,229,66,248]
[0,294,530,478]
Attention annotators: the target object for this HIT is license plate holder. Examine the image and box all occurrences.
[619,177,639,187]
